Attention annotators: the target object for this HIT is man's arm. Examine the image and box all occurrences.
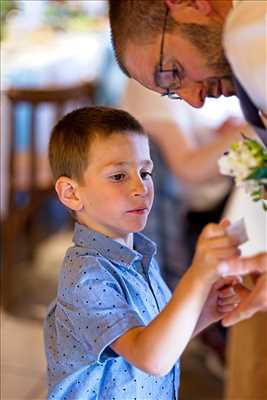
[144,119,252,184]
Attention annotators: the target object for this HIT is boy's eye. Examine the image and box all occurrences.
[141,171,152,180]
[110,173,126,181]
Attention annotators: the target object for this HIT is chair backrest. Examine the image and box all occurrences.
[5,80,97,209]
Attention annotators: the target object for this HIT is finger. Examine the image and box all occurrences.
[219,218,231,229]
[233,284,251,301]
[218,286,237,298]
[218,303,239,314]
[211,246,241,261]
[213,275,242,291]
[217,294,240,306]
[222,288,263,326]
[205,235,239,249]
[200,223,227,240]
[222,303,258,326]
[218,253,267,277]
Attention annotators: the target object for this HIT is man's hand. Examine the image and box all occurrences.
[214,117,245,137]
[218,253,267,326]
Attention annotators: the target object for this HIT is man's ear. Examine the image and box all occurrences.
[55,176,83,212]
[165,0,212,17]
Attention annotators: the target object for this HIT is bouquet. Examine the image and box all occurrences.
[218,137,267,210]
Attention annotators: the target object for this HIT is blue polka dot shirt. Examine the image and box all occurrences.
[44,223,180,399]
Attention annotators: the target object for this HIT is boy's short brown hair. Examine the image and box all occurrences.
[49,106,146,183]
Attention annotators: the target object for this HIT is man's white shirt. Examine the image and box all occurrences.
[223,0,267,114]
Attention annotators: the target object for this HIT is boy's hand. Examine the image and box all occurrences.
[193,276,251,335]
[191,219,241,283]
[222,272,267,326]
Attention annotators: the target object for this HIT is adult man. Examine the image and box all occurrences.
[109,0,267,325]
[109,0,266,139]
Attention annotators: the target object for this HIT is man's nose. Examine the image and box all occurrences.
[176,81,205,108]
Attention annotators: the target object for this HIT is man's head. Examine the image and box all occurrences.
[109,0,235,108]
[49,107,154,241]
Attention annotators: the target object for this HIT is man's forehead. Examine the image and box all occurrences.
[124,40,162,94]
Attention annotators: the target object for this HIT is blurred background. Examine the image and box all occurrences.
[1,1,266,399]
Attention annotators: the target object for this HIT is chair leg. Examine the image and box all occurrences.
[1,207,34,313]
[1,217,20,312]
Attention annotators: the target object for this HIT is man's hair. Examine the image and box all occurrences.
[109,0,176,77]
[49,106,145,183]
[109,1,229,78]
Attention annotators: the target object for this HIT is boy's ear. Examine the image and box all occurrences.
[55,176,83,212]
[165,0,212,17]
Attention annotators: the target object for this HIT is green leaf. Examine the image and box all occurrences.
[246,166,267,180]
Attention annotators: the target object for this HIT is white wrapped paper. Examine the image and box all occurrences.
[225,218,249,246]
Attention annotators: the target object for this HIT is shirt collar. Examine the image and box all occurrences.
[73,223,157,269]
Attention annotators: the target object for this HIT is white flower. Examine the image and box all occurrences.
[243,180,261,194]
[218,138,267,209]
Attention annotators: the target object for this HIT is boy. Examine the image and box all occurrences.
[44,106,243,399]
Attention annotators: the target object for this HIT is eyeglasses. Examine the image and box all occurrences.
[155,7,184,100]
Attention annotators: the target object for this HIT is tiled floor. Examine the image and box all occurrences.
[1,312,47,399]
[1,230,224,400]
[1,231,72,400]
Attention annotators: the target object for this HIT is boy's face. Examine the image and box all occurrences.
[77,132,154,242]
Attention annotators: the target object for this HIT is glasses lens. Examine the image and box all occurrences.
[155,69,180,91]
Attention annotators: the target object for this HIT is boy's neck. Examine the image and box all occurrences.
[114,233,134,250]
[77,219,134,249]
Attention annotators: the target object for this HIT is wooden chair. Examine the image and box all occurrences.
[1,80,97,316]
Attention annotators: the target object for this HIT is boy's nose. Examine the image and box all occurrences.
[176,81,205,108]
[131,177,147,196]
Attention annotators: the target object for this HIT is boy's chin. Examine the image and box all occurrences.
[124,213,150,233]
[129,222,148,233]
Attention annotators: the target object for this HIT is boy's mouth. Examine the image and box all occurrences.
[126,208,148,215]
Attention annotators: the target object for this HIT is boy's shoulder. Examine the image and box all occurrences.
[57,224,158,287]
[57,246,125,306]
[60,244,116,284]
[71,223,157,267]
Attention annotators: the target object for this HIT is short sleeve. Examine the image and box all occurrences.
[68,258,144,363]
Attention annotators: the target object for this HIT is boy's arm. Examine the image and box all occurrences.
[111,223,239,376]
[112,266,213,376]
